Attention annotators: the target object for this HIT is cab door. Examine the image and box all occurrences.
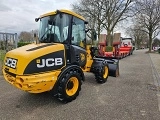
[69,16,86,67]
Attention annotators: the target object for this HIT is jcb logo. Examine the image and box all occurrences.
[36,58,63,68]
[5,58,17,69]
[80,53,85,62]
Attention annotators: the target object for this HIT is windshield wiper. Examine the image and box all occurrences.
[40,21,54,42]
[40,28,52,41]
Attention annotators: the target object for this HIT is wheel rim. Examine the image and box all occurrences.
[103,66,108,78]
[66,77,79,96]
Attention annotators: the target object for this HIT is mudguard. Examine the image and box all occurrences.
[90,58,108,74]
[94,56,119,77]
[51,65,85,95]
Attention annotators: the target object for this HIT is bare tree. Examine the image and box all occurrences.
[19,31,33,42]
[72,0,134,46]
[134,0,160,52]
[126,21,148,49]
[72,0,104,41]
[102,0,134,46]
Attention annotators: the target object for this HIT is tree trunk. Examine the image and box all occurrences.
[107,30,112,46]
[148,32,152,52]
[97,21,101,43]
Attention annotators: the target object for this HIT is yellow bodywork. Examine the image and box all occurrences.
[40,9,85,21]
[82,45,93,72]
[3,10,94,94]
[4,43,64,75]
[3,43,66,93]
[3,70,61,93]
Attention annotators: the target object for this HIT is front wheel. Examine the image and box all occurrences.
[56,68,82,103]
[95,64,109,84]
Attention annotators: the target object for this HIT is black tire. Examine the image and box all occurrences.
[95,64,109,84]
[56,68,82,103]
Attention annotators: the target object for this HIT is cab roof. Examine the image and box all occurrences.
[40,9,85,21]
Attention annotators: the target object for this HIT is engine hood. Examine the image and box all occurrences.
[3,43,65,75]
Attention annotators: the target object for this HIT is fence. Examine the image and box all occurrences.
[0,32,18,74]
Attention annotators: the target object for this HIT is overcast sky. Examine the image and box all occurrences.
[0,0,76,33]
[0,0,131,37]
[1,0,158,38]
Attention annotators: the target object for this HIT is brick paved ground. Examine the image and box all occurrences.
[0,49,160,120]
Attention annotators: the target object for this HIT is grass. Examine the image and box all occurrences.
[0,50,6,61]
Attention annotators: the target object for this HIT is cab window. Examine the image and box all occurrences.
[71,17,86,48]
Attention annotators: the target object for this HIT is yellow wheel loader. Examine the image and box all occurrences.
[3,9,119,103]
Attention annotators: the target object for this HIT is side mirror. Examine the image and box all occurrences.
[85,29,97,41]
[35,18,39,22]
[85,21,88,24]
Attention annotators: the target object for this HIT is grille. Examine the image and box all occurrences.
[5,69,16,78]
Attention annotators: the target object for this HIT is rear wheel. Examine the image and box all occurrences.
[56,68,82,103]
[95,65,109,84]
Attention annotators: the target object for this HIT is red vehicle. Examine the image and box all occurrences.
[98,36,134,59]
[120,37,134,56]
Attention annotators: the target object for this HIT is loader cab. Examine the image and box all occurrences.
[36,10,87,66]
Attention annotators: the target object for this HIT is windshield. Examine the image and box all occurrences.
[39,13,71,43]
